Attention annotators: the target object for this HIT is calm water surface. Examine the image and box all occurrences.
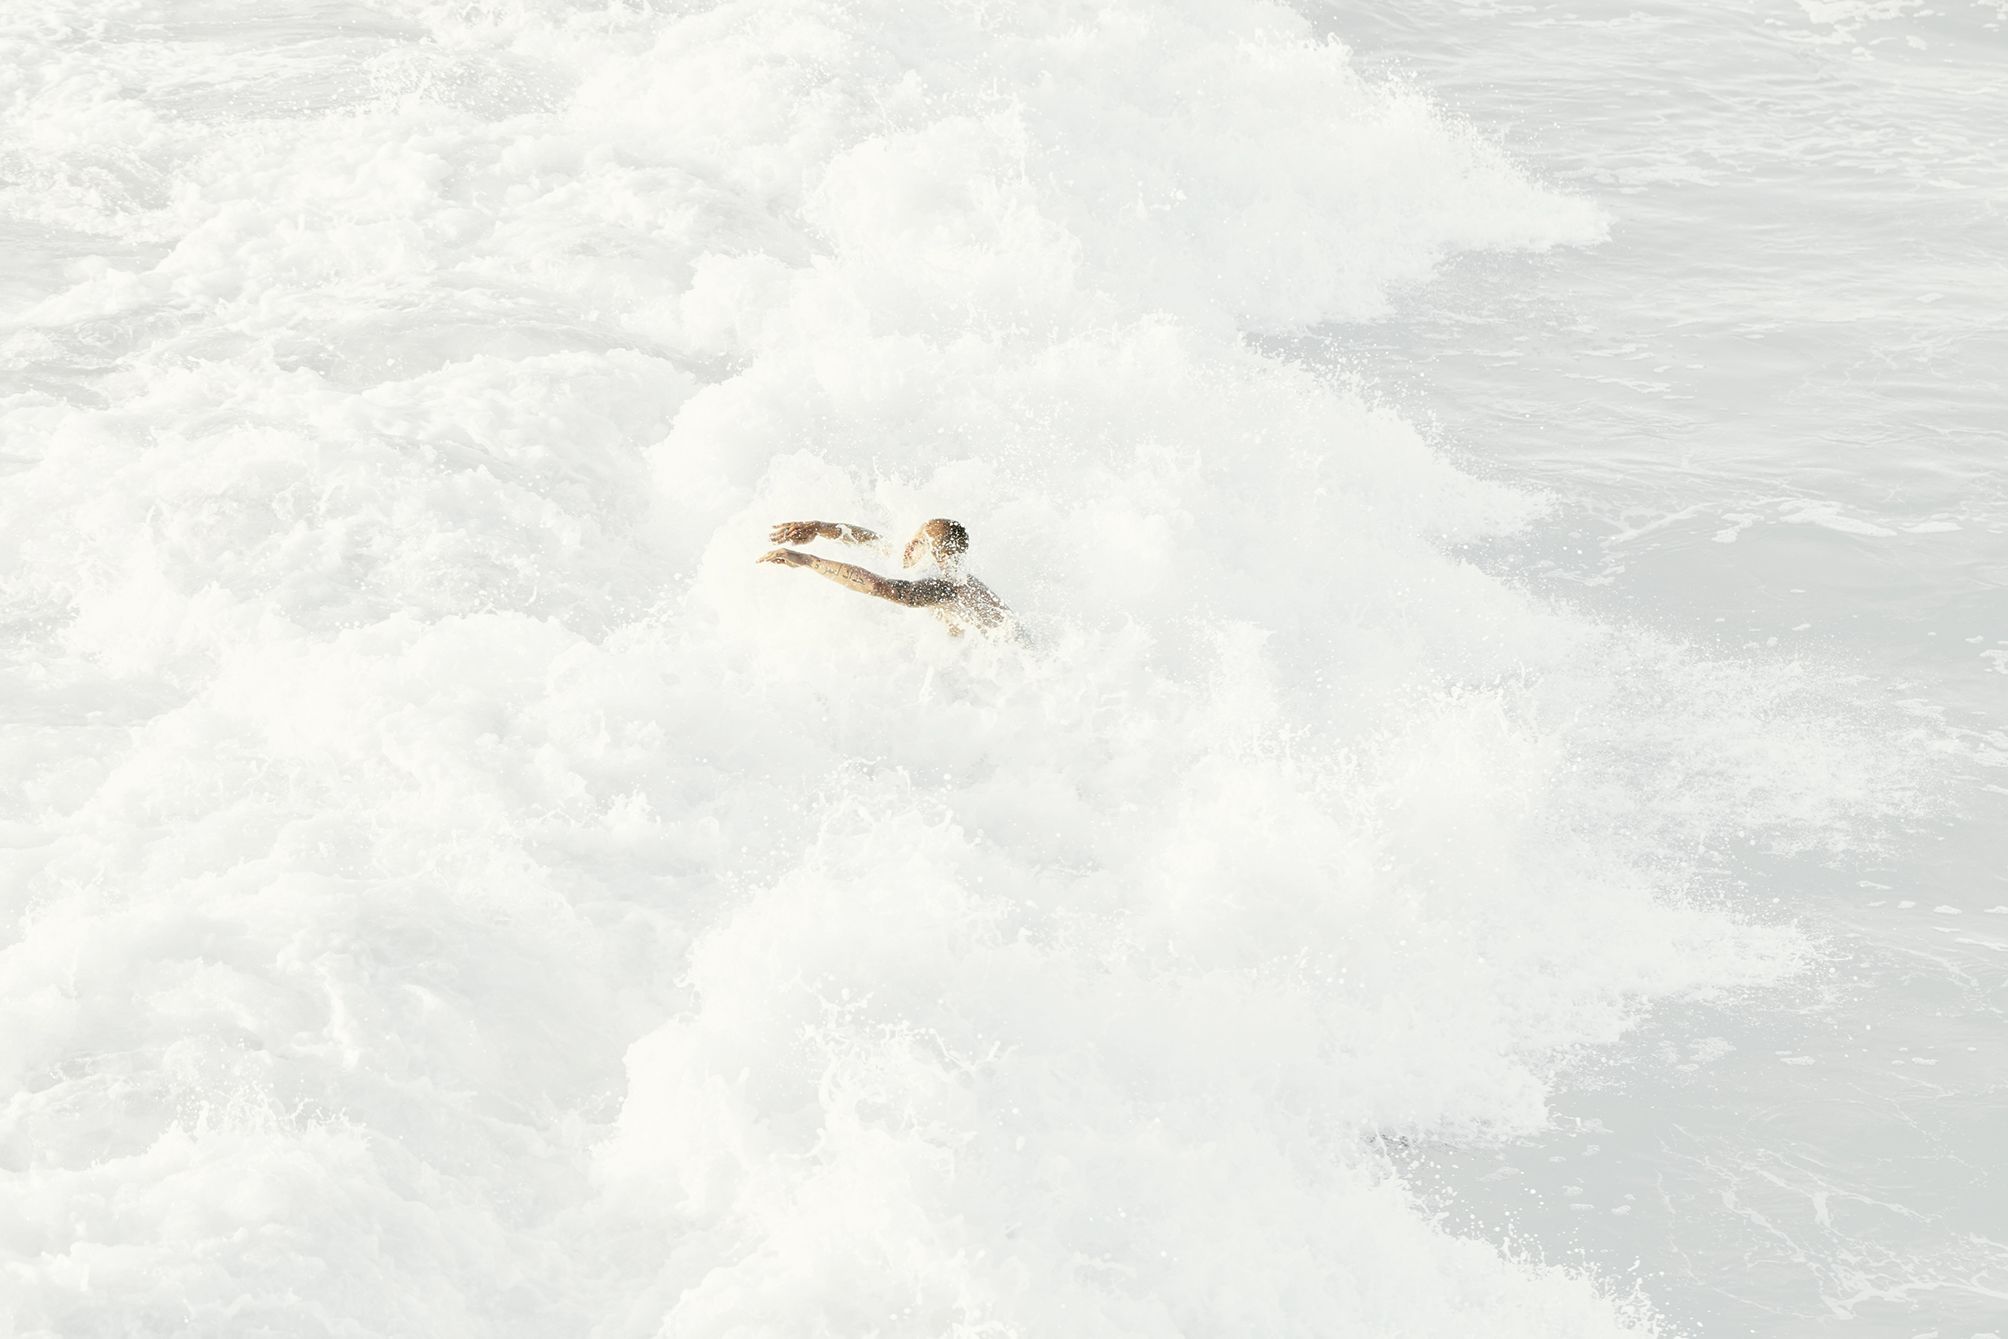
[1289,0,2008,1333]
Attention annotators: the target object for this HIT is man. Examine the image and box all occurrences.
[759,517,1019,639]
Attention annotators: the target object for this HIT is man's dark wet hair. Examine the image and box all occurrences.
[925,518,969,556]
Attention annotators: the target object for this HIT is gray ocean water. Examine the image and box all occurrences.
[1289,0,2007,1333]
[2,0,2001,1335]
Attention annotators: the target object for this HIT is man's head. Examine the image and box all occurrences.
[903,518,969,572]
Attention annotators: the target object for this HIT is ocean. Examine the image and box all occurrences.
[2,0,2001,1335]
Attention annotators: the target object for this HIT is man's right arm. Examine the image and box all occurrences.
[769,520,883,548]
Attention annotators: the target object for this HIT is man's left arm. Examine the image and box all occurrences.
[759,549,951,608]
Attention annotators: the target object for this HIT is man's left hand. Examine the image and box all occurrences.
[758,548,810,567]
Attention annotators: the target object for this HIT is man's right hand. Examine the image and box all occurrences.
[769,521,830,545]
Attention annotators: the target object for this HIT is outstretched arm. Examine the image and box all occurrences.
[769,520,884,549]
[759,549,951,608]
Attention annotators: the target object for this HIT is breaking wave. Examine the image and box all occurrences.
[0,0,1920,1333]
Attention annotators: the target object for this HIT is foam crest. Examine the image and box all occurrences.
[0,0,1918,1335]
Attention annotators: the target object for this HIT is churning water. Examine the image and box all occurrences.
[2,0,2001,1336]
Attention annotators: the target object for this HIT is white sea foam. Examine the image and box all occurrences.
[0,1,1923,1335]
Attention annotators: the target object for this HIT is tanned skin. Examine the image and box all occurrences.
[759,518,1017,639]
